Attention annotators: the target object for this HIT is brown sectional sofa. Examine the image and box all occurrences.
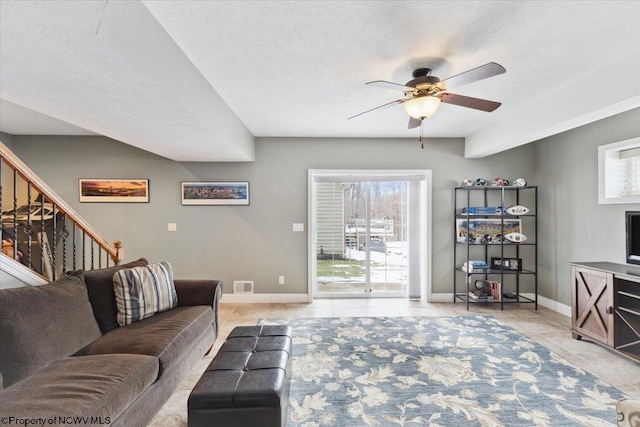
[0,258,223,426]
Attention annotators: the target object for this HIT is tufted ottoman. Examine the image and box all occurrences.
[188,325,293,427]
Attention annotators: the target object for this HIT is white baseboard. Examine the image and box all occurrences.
[221,293,310,303]
[220,291,571,317]
[428,292,570,317]
[522,293,571,317]
[428,293,456,303]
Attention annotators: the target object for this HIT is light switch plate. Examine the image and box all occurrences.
[168,223,177,232]
[292,223,304,232]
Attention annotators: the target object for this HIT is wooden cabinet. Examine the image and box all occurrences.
[571,262,640,362]
[570,265,613,346]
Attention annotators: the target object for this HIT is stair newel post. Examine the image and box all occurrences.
[112,240,123,266]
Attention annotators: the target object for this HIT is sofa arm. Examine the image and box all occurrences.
[174,279,223,339]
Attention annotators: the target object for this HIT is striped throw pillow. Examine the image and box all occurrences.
[113,262,178,326]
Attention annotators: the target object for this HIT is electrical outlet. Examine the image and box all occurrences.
[279,276,285,285]
[168,223,177,232]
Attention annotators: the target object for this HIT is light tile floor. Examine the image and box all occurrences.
[149,299,640,426]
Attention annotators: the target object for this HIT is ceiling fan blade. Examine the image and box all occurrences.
[366,80,415,91]
[440,93,502,112]
[408,117,421,129]
[348,98,406,120]
[439,62,506,90]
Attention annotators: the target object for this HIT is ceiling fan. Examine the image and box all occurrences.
[348,62,506,133]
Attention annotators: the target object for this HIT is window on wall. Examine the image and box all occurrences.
[620,148,640,196]
[599,137,640,204]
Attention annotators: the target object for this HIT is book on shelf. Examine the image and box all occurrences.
[462,266,490,273]
[468,291,495,300]
[490,280,501,301]
[461,261,489,273]
[462,260,489,273]
[461,206,503,215]
[470,280,502,301]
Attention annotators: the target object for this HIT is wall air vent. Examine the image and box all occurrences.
[233,280,254,294]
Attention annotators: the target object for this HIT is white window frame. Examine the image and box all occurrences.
[598,136,640,204]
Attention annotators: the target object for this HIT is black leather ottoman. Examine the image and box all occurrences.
[188,325,293,427]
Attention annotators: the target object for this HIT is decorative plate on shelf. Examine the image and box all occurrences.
[504,232,527,243]
[506,205,529,215]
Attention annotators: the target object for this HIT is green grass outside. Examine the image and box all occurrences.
[316,259,383,281]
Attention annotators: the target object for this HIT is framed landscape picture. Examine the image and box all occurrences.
[181,181,250,206]
[456,218,522,244]
[79,179,149,203]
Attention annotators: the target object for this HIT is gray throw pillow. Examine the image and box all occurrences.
[83,258,148,333]
[113,262,178,326]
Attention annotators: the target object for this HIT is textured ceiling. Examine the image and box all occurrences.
[1,1,639,161]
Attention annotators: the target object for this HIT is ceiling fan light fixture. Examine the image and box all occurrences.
[403,95,441,119]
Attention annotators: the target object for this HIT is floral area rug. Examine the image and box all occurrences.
[259,316,626,427]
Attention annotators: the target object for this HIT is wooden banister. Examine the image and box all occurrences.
[1,140,122,272]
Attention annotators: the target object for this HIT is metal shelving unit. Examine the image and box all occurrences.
[453,185,538,310]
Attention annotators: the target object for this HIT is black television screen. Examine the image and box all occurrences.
[627,211,640,265]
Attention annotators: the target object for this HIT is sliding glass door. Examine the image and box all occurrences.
[313,176,411,297]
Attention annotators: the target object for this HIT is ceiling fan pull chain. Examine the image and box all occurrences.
[420,119,424,149]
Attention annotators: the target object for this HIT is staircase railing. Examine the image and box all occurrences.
[1,141,123,282]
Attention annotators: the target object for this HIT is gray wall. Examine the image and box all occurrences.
[1,132,14,149]
[0,270,28,289]
[9,135,534,295]
[1,132,15,210]
[533,108,640,305]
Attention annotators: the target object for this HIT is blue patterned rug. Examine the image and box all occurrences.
[260,316,626,427]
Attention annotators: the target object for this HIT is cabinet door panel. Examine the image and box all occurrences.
[571,266,613,346]
[614,277,640,360]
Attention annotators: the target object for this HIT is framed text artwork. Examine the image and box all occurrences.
[181,182,250,206]
[79,179,149,203]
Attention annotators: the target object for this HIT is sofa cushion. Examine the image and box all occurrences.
[84,257,148,333]
[113,262,178,326]
[0,271,102,388]
[76,306,213,376]
[0,354,158,419]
